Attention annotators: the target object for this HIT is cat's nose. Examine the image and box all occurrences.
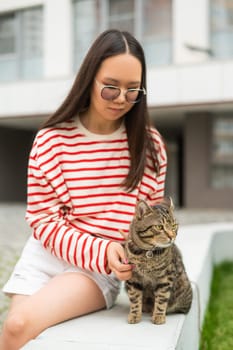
[167,231,173,239]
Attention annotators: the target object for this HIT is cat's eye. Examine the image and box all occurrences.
[156,225,163,230]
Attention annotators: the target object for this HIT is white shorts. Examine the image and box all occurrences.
[2,235,121,309]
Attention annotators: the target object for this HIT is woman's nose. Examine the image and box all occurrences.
[115,89,127,103]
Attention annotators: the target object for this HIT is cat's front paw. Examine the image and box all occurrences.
[128,313,141,324]
[152,314,166,324]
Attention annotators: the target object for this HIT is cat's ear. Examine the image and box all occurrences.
[162,196,174,210]
[164,196,174,210]
[136,200,152,219]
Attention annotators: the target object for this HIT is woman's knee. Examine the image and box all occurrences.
[3,311,27,338]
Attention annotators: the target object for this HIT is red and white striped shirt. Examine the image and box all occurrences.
[26,117,167,274]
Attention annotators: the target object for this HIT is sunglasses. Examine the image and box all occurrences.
[95,79,146,104]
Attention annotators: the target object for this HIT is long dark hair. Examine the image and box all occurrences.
[42,29,157,192]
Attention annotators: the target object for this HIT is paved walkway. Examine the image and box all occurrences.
[1,203,233,328]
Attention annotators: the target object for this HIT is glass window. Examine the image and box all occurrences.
[0,14,15,55]
[20,7,43,79]
[108,0,134,32]
[211,0,233,58]
[73,0,172,70]
[73,0,102,69]
[0,6,43,82]
[142,0,172,66]
[211,115,233,188]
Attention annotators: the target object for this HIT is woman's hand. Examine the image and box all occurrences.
[106,242,132,281]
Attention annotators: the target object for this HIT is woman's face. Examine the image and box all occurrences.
[89,53,142,125]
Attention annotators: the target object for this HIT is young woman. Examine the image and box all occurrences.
[0,29,167,349]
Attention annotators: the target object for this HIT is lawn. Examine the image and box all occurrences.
[200,261,233,350]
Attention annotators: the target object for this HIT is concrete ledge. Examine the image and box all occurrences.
[22,222,233,350]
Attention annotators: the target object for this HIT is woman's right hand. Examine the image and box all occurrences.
[106,242,132,281]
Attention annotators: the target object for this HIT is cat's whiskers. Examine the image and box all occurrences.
[157,241,174,248]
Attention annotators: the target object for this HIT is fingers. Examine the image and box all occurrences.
[111,262,132,281]
[110,255,133,281]
[106,242,133,281]
[113,269,132,281]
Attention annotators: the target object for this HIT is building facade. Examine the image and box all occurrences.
[0,0,233,208]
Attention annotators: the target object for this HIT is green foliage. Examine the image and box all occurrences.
[0,251,19,329]
[200,261,233,350]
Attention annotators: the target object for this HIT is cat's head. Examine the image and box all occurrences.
[130,197,178,250]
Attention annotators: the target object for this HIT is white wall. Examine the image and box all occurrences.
[147,61,233,107]
[1,60,233,117]
[173,0,210,63]
[44,0,73,78]
[0,78,73,117]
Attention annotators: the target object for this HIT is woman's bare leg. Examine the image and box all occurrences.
[0,272,106,350]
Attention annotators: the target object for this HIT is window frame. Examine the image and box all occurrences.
[211,114,233,189]
[0,5,43,81]
[72,0,173,70]
[210,0,233,59]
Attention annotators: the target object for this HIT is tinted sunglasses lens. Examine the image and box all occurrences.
[126,89,143,103]
[101,87,120,100]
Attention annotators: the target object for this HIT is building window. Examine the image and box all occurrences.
[211,0,233,59]
[73,0,172,70]
[211,115,233,189]
[141,0,172,66]
[73,0,102,69]
[108,0,134,32]
[0,6,43,82]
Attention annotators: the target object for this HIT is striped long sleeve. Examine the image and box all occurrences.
[25,118,167,274]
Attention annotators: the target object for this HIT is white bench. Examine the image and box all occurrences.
[22,222,233,350]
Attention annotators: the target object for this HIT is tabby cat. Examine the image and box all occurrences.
[124,197,192,324]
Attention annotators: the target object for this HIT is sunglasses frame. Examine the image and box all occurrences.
[95,79,146,104]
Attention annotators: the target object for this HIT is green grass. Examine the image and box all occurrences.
[200,261,233,350]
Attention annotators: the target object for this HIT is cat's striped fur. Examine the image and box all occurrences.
[125,197,193,324]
